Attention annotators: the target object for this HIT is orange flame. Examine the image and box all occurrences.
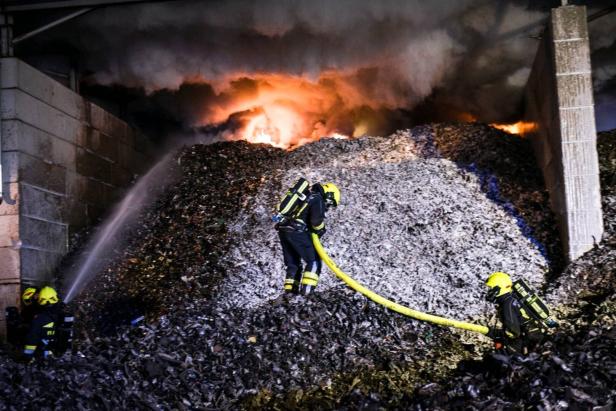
[491,121,537,136]
[196,72,387,149]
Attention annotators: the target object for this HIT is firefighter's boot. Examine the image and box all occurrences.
[300,272,319,295]
[284,279,300,294]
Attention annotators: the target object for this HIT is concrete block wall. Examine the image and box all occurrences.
[525,5,603,261]
[0,58,150,336]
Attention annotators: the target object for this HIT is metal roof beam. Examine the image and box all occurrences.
[2,0,178,12]
[12,8,93,44]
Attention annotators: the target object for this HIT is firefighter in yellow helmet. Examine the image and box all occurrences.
[277,182,340,295]
[23,286,61,361]
[485,272,544,355]
[22,287,38,304]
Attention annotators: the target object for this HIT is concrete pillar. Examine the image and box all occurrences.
[552,6,603,259]
[525,5,603,261]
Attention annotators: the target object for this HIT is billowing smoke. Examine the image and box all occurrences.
[44,0,615,144]
[84,0,471,93]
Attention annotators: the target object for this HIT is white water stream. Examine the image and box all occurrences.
[64,154,175,303]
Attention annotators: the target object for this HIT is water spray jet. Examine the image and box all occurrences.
[64,154,176,303]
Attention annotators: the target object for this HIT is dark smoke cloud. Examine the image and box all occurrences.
[42,0,616,134]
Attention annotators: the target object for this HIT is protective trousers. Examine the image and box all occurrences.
[278,229,322,294]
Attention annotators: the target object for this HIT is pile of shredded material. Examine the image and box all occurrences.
[3,124,610,410]
[220,125,549,321]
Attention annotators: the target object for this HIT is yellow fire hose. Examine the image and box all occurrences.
[311,234,489,335]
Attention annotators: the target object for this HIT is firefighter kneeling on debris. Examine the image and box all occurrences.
[8,286,74,363]
[274,178,340,295]
[485,272,557,355]
[22,286,62,361]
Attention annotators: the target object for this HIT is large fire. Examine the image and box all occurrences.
[491,121,537,136]
[195,72,537,148]
[197,72,395,149]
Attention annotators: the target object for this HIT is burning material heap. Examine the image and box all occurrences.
[1,124,613,409]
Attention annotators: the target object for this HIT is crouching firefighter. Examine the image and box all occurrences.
[22,286,68,362]
[274,178,340,295]
[485,272,557,355]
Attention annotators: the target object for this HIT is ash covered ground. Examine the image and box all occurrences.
[1,124,614,410]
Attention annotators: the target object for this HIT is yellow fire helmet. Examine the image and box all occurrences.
[485,272,513,301]
[22,287,38,306]
[321,183,340,207]
[38,286,59,306]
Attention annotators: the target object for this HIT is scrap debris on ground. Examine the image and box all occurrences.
[0,124,613,410]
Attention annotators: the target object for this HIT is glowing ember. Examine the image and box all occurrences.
[458,112,477,123]
[491,121,537,135]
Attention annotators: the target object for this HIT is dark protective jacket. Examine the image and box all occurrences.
[21,303,39,325]
[23,306,60,359]
[277,184,327,293]
[280,184,326,233]
[489,293,543,354]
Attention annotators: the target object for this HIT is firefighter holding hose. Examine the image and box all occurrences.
[274,179,340,295]
[22,286,61,361]
[20,286,74,362]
